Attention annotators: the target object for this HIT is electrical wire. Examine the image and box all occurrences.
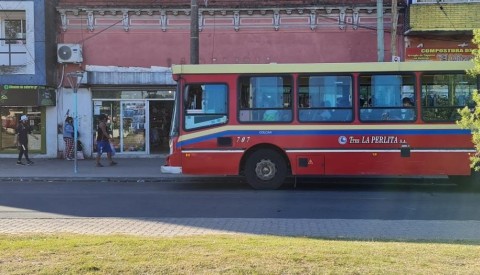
[435,0,458,31]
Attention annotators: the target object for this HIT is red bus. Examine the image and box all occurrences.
[161,61,479,189]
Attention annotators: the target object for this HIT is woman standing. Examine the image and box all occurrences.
[63,117,74,160]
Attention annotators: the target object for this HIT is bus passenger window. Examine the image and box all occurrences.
[359,74,415,122]
[297,75,352,123]
[421,73,476,122]
[238,75,292,123]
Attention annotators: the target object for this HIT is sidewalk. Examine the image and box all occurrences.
[0,155,181,182]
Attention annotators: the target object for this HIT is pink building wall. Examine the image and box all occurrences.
[58,10,399,68]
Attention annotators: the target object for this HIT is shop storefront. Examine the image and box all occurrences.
[0,85,55,154]
[92,87,175,155]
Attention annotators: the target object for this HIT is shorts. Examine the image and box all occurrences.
[97,140,112,154]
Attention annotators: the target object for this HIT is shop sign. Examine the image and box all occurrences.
[405,48,474,62]
[0,85,56,106]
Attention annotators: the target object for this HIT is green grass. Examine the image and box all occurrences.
[0,234,479,274]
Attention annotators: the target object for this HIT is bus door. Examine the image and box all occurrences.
[182,83,234,174]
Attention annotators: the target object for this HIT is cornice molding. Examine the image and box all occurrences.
[58,5,396,32]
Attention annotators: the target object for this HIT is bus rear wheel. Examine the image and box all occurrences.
[245,149,287,190]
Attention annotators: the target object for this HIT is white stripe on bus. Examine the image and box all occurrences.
[181,149,475,154]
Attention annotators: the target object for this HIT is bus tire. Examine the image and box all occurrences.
[245,149,287,190]
[450,171,480,191]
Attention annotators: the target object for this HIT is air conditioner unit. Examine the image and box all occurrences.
[391,56,401,62]
[57,44,83,63]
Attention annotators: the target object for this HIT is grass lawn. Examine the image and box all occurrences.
[0,234,479,274]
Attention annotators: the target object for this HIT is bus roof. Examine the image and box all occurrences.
[172,61,474,75]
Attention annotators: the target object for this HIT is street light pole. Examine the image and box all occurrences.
[66,71,84,174]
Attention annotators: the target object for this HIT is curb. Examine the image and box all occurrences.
[0,177,182,183]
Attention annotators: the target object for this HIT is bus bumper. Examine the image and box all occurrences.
[161,165,182,174]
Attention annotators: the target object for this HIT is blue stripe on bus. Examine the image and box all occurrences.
[177,128,471,147]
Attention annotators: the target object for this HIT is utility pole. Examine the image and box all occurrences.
[377,0,384,62]
[190,0,199,64]
[391,0,398,61]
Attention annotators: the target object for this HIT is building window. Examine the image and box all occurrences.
[4,19,26,44]
[2,11,26,45]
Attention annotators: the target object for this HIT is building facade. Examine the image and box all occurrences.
[0,0,58,158]
[405,0,479,62]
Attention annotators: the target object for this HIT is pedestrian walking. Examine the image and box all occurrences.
[16,115,37,165]
[95,114,117,167]
[63,116,74,160]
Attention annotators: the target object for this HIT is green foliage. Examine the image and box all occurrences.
[457,29,480,171]
[458,91,480,171]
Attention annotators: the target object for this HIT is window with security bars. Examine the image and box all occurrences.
[3,17,26,45]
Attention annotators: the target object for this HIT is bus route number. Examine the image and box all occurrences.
[236,136,251,143]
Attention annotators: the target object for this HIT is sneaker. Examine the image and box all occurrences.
[109,161,118,166]
[27,160,34,165]
[16,161,25,166]
[66,157,74,161]
[96,163,104,167]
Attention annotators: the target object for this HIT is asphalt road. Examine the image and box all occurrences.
[1,177,479,240]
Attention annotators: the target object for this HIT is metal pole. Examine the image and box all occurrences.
[190,0,199,64]
[67,72,84,174]
[73,89,78,173]
[377,0,384,62]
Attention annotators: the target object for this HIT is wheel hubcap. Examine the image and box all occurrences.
[255,159,276,181]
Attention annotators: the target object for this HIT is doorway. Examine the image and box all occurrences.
[149,101,173,154]
[1,106,43,153]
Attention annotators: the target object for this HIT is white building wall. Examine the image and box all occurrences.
[45,105,58,158]
[58,87,93,158]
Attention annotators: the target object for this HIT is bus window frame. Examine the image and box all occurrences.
[237,74,294,124]
[420,72,477,123]
[358,72,417,123]
[182,82,229,132]
[297,73,354,123]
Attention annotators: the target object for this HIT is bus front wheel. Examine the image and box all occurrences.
[245,149,287,190]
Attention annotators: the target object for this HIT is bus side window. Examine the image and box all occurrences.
[184,84,228,130]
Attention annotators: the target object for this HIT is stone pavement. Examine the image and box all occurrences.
[1,217,480,241]
[0,155,176,182]
[1,156,480,241]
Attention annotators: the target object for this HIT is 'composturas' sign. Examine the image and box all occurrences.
[406,48,474,62]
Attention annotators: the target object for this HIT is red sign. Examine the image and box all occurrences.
[405,48,475,62]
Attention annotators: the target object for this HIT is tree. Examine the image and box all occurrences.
[457,29,480,171]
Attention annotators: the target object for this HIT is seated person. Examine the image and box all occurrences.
[401,97,415,120]
[403,97,414,107]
